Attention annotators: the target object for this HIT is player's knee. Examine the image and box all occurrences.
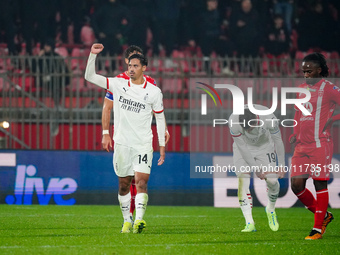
[136,179,148,192]
[291,179,304,194]
[118,182,130,195]
[266,176,278,187]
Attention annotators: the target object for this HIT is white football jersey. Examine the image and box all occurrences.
[107,77,164,150]
[228,104,280,149]
[228,104,285,168]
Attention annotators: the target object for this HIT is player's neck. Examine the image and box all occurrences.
[130,77,145,86]
[306,77,322,87]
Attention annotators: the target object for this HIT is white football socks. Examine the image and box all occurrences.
[135,193,148,221]
[265,174,280,213]
[118,192,132,223]
[238,175,254,225]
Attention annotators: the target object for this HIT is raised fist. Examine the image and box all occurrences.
[91,43,104,54]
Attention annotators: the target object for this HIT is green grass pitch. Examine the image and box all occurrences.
[0,205,339,255]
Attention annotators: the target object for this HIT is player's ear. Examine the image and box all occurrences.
[142,65,146,72]
[125,58,129,65]
[317,67,322,75]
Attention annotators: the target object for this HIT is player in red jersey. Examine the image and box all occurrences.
[101,45,170,225]
[289,53,340,240]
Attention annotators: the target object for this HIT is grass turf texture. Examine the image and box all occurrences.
[0,205,339,255]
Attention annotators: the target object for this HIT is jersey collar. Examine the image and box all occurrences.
[128,78,147,88]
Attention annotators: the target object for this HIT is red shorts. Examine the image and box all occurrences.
[290,141,333,180]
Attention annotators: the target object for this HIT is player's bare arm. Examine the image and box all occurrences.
[102,97,113,152]
[158,146,165,166]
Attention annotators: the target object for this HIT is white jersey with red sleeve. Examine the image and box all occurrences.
[105,71,157,101]
[106,76,163,151]
[295,79,340,147]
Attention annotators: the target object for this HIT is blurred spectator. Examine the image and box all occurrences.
[256,0,272,32]
[58,0,84,44]
[154,0,180,67]
[176,0,203,49]
[20,0,57,55]
[230,0,260,57]
[265,14,290,56]
[32,39,70,135]
[124,0,158,54]
[0,0,18,55]
[80,17,96,46]
[91,0,132,70]
[273,0,294,34]
[197,0,234,74]
[297,2,337,52]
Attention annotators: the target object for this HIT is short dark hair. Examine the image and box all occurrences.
[44,38,55,49]
[124,45,143,59]
[239,108,256,129]
[128,53,148,66]
[303,52,329,77]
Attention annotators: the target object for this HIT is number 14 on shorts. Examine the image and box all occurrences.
[138,154,148,164]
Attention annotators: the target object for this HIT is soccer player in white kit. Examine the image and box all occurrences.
[85,43,166,234]
[228,104,285,232]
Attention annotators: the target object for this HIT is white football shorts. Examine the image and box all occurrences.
[233,142,277,177]
[113,143,153,177]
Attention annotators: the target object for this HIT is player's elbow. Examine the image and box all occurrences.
[84,69,91,82]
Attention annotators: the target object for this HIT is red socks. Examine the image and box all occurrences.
[314,189,329,230]
[296,188,329,231]
[296,188,316,213]
[130,179,137,215]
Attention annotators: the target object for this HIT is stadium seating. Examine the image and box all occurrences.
[80,25,95,46]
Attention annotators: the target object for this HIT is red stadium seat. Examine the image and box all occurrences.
[71,47,91,71]
[161,78,184,94]
[262,53,290,77]
[294,51,308,74]
[329,51,339,76]
[55,47,68,58]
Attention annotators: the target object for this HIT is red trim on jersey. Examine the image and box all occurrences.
[106,78,109,90]
[128,79,148,88]
[232,133,242,137]
[153,109,164,113]
[116,71,156,86]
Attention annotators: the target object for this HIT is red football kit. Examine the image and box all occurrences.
[291,79,340,180]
